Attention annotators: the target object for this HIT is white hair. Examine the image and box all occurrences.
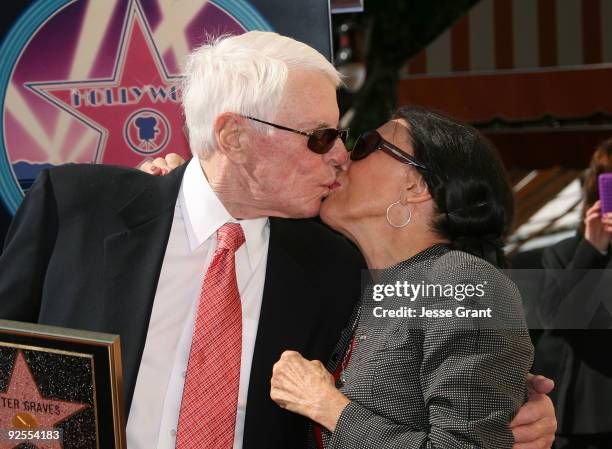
[181,31,342,158]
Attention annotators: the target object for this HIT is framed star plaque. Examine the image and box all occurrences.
[0,319,125,449]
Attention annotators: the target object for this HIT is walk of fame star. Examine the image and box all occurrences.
[0,350,88,449]
[26,1,189,168]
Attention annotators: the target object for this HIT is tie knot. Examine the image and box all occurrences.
[216,223,245,252]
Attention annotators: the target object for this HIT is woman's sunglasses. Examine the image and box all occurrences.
[351,130,428,170]
[243,116,349,154]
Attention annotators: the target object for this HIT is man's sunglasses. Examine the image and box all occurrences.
[351,130,428,170]
[243,116,349,154]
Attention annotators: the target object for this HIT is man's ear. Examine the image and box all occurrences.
[399,170,431,205]
[214,112,248,163]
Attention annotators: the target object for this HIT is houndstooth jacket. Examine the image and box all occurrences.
[313,244,534,449]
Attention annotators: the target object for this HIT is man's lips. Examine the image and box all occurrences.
[327,181,341,189]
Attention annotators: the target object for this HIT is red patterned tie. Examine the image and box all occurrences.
[176,223,245,449]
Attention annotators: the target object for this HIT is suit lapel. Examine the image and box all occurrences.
[242,218,322,449]
[103,164,187,413]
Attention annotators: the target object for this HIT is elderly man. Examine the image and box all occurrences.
[0,31,554,449]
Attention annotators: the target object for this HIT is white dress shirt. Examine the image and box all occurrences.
[126,158,270,449]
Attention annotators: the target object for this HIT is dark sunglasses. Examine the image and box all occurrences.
[351,130,428,170]
[243,116,349,154]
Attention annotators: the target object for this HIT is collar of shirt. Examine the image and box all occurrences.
[179,158,269,270]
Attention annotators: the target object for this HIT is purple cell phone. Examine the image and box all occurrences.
[599,173,612,214]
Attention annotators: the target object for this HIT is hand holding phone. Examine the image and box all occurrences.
[599,173,612,214]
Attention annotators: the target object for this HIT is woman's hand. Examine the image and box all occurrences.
[585,201,612,254]
[510,374,557,449]
[271,350,350,432]
[138,153,185,175]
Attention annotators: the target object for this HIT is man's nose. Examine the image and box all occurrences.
[323,137,350,171]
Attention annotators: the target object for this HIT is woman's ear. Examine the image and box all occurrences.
[214,112,248,163]
[400,170,431,204]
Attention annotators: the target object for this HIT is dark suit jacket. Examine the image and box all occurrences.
[0,163,365,449]
[534,234,612,434]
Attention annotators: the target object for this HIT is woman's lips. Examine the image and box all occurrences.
[327,181,341,189]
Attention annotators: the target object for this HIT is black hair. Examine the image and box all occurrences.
[392,106,514,268]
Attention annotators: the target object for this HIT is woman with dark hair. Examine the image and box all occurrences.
[582,139,612,239]
[269,107,534,448]
[534,140,612,449]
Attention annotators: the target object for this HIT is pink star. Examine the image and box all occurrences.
[28,3,191,168]
[0,350,89,449]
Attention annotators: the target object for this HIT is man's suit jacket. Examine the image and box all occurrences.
[0,163,365,449]
[534,234,612,434]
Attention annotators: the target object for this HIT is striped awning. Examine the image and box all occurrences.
[398,0,612,122]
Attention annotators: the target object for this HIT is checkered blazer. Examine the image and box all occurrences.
[315,244,534,449]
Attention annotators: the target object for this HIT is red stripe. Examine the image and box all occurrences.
[315,427,324,449]
[538,0,558,67]
[494,0,514,69]
[409,50,427,75]
[451,14,470,71]
[397,66,612,122]
[313,337,355,449]
[582,0,602,64]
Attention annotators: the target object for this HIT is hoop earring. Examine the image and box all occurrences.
[386,201,411,228]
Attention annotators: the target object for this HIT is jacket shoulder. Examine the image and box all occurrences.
[546,235,581,258]
[270,217,364,267]
[43,163,154,209]
[431,250,525,320]
[433,249,517,293]
[48,163,151,191]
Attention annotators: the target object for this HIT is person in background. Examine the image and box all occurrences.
[534,139,612,449]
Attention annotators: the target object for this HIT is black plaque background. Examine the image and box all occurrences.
[0,332,121,449]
